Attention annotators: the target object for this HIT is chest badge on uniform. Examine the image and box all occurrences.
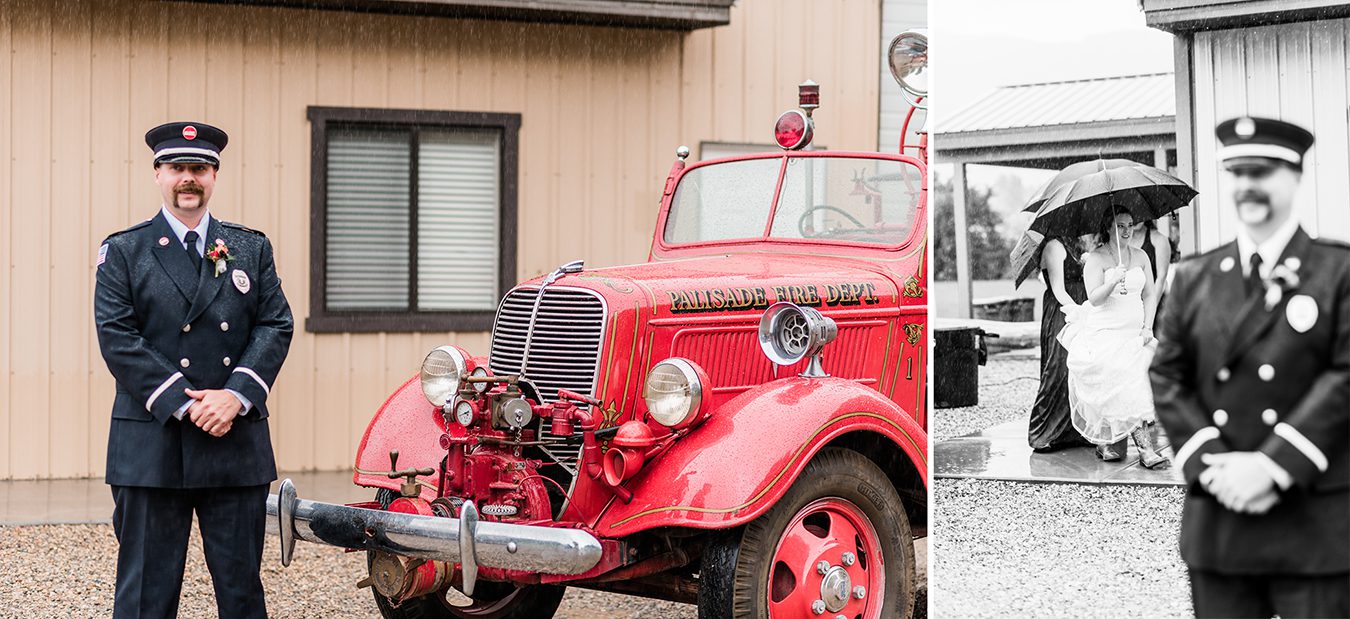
[1285,294,1317,333]
[232,269,251,294]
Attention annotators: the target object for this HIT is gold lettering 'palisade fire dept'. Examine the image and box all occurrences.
[666,282,881,314]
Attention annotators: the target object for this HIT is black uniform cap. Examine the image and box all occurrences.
[145,121,228,167]
[1216,116,1314,171]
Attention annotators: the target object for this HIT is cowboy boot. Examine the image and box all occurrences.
[1131,425,1170,469]
[1095,437,1126,462]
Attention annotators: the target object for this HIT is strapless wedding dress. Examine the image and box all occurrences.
[1057,266,1156,444]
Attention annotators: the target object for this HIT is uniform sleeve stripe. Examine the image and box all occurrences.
[1174,426,1221,471]
[1274,423,1329,472]
[232,367,270,396]
[146,372,184,412]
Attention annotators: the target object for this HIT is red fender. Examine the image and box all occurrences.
[352,375,448,500]
[595,377,927,538]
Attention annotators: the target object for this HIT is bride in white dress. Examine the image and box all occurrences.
[1058,212,1170,468]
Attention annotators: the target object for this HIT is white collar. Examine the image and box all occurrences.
[1236,215,1299,277]
[161,205,211,251]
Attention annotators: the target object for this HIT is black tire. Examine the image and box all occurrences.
[696,448,915,619]
[372,579,566,619]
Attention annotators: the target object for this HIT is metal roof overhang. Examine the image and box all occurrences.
[1143,0,1350,33]
[163,0,735,30]
[935,116,1177,169]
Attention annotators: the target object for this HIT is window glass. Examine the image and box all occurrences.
[326,127,411,310]
[664,157,782,244]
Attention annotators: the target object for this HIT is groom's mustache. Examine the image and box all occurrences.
[1235,190,1269,205]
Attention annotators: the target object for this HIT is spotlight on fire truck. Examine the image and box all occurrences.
[420,345,471,406]
[773,80,819,150]
[758,302,839,378]
[643,358,710,429]
[888,29,928,109]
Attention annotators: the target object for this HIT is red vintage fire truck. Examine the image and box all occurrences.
[269,30,929,619]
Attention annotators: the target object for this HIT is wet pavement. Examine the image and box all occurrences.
[935,418,1183,486]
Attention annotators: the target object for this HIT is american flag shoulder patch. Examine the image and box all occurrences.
[97,243,108,267]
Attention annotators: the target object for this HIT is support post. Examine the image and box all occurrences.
[952,162,973,319]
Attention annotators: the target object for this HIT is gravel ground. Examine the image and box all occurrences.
[0,523,695,618]
[931,352,1193,618]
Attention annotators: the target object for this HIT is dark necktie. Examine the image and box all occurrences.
[184,230,202,273]
[1247,253,1264,296]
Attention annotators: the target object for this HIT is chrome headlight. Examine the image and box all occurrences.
[888,29,928,108]
[420,346,470,406]
[644,358,707,429]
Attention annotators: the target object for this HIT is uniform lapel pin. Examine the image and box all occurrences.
[159,236,170,246]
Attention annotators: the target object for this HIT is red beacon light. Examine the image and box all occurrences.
[774,80,818,150]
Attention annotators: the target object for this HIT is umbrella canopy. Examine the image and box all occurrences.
[1008,228,1046,289]
[1022,159,1144,214]
[1027,161,1197,239]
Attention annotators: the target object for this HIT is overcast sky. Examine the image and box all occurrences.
[933,0,1177,123]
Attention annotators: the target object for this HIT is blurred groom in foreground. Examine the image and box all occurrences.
[1150,116,1348,618]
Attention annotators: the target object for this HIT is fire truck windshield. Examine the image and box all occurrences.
[664,155,921,247]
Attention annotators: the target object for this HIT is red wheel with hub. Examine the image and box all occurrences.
[697,448,915,619]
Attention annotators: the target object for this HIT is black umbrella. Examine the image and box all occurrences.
[1027,161,1197,239]
[1021,159,1144,214]
[1008,228,1046,289]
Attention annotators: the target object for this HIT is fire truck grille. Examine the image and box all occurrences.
[490,286,606,475]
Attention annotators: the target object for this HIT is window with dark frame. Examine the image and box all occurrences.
[306,107,519,333]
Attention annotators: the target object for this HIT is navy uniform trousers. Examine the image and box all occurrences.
[95,211,292,619]
[1151,228,1349,618]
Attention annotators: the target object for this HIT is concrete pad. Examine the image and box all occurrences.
[0,470,377,526]
[935,420,1184,486]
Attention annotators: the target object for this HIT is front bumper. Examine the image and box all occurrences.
[266,479,603,592]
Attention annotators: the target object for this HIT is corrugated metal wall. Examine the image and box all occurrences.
[0,0,881,479]
[1192,20,1350,249]
[879,0,927,153]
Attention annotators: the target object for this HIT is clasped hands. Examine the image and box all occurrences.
[1199,452,1281,515]
[184,388,241,438]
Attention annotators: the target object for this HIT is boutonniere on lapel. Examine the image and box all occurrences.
[204,238,234,278]
[1264,257,1302,310]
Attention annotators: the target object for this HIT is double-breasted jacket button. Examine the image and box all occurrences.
[182,324,191,333]
[1213,409,1229,427]
[1262,409,1279,426]
[1258,364,1275,381]
[220,322,229,332]
[223,357,232,366]
[180,358,190,368]
[1216,367,1231,382]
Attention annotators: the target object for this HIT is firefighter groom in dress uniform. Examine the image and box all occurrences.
[1150,116,1348,618]
[95,121,293,618]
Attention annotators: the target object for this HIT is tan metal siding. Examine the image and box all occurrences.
[1,0,879,479]
[1192,21,1350,250]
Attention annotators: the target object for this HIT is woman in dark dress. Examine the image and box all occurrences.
[1028,235,1092,451]
[1131,218,1172,321]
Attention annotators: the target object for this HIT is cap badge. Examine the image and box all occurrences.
[1235,117,1256,138]
[232,269,251,294]
[1286,294,1318,333]
[158,236,170,246]
[183,125,197,140]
